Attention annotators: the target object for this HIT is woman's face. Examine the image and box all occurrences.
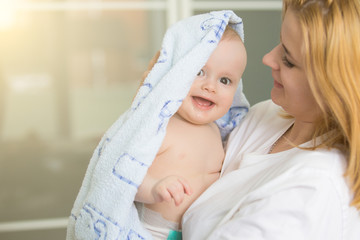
[262,8,321,123]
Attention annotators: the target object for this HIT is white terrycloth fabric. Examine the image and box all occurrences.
[67,10,249,240]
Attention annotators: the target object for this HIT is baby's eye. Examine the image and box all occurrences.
[220,77,231,85]
[197,69,205,77]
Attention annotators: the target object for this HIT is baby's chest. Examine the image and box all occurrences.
[168,128,224,172]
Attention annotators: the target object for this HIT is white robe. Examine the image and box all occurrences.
[182,100,360,240]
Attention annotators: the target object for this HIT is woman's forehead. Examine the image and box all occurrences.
[281,8,303,64]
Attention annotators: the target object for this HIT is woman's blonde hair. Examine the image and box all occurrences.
[283,0,360,209]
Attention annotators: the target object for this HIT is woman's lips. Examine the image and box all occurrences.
[192,96,214,110]
[273,79,283,88]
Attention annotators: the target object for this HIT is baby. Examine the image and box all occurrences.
[135,26,247,239]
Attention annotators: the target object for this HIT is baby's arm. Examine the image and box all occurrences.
[135,174,193,206]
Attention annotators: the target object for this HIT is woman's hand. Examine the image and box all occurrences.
[141,50,160,85]
[133,51,160,100]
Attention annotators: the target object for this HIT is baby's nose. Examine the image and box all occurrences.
[201,78,216,92]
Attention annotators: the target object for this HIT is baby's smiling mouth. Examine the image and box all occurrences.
[192,96,214,109]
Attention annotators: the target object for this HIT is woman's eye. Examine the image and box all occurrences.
[197,69,205,77]
[220,77,231,85]
[282,56,295,68]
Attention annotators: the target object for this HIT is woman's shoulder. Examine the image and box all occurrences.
[277,147,347,183]
[277,148,350,205]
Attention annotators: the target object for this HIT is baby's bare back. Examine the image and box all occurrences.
[145,115,225,223]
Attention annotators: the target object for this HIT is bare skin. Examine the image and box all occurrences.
[136,114,224,223]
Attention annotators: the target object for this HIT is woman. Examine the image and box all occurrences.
[180,0,360,239]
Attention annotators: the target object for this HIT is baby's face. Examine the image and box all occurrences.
[177,37,247,125]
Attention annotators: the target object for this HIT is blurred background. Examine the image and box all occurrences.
[0,0,281,239]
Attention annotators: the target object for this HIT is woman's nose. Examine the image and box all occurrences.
[262,44,280,70]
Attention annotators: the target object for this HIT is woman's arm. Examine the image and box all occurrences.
[206,173,344,240]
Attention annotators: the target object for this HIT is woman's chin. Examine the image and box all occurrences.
[270,90,281,106]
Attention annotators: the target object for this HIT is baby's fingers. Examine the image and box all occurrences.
[167,183,186,206]
[154,186,172,203]
[177,177,193,196]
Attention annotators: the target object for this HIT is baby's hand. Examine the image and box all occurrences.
[152,176,192,206]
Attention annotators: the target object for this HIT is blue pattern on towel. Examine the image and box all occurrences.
[158,100,183,134]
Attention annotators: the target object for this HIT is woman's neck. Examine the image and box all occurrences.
[269,120,316,154]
